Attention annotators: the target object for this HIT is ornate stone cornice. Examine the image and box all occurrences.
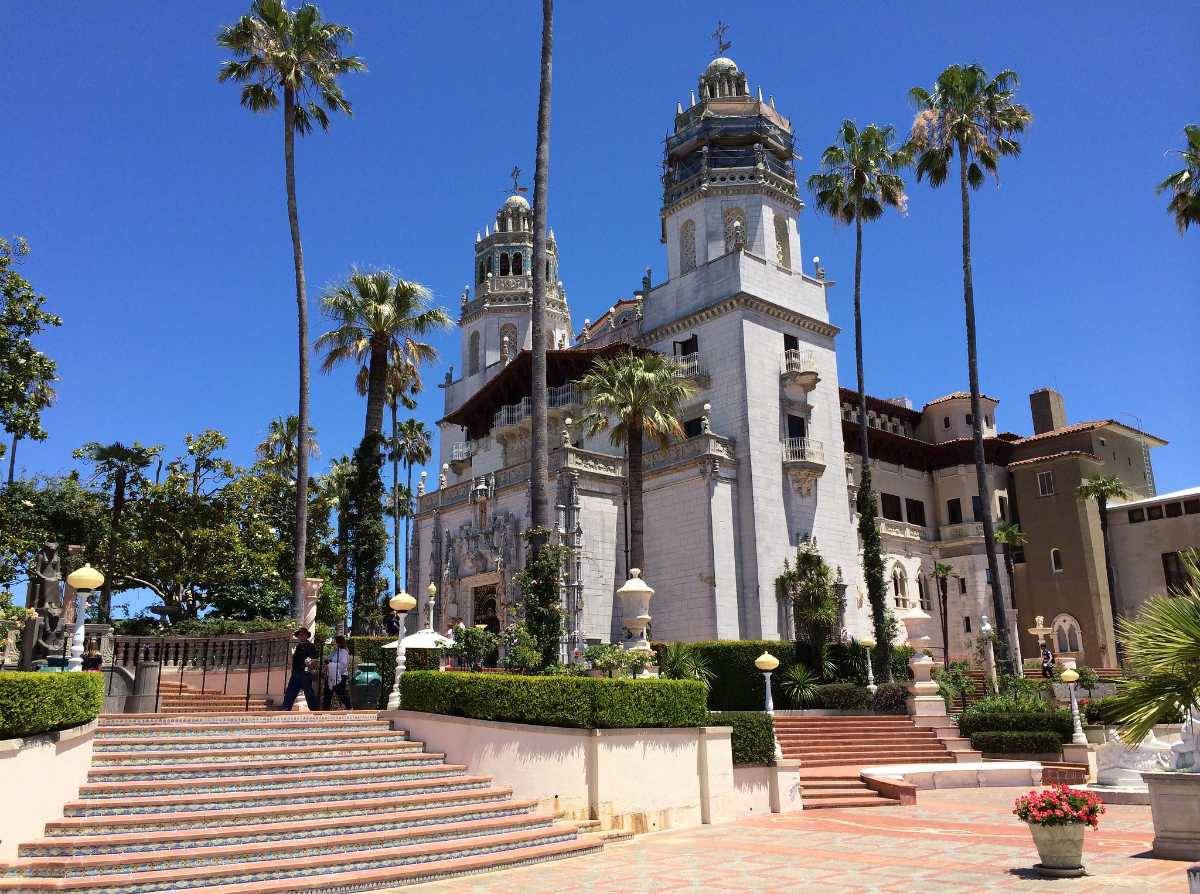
[636,291,838,344]
[644,434,737,476]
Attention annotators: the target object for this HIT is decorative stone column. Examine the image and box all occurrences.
[906,644,949,726]
[301,578,322,636]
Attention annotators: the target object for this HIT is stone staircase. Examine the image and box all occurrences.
[774,714,959,811]
[156,683,271,714]
[0,711,599,893]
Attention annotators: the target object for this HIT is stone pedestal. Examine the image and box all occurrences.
[1144,771,1200,861]
[906,651,949,721]
[1061,742,1097,783]
[301,578,322,635]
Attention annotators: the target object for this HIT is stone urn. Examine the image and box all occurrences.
[615,568,653,653]
[1027,824,1086,876]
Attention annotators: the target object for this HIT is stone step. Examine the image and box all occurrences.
[96,711,380,727]
[94,730,405,751]
[802,795,900,810]
[14,814,563,877]
[0,825,594,893]
[776,733,938,744]
[47,786,518,835]
[24,800,542,856]
[779,744,953,756]
[75,763,467,801]
[800,786,874,799]
[95,720,393,739]
[93,740,423,765]
[65,773,491,816]
[86,751,445,782]
[790,755,956,769]
[797,779,865,791]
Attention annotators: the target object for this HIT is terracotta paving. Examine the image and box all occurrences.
[402,787,1193,893]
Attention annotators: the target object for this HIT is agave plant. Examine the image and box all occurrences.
[781,665,819,708]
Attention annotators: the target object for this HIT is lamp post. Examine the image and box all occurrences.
[1060,667,1088,745]
[426,581,438,631]
[980,615,998,693]
[65,564,104,672]
[754,651,779,713]
[860,635,877,694]
[386,590,417,711]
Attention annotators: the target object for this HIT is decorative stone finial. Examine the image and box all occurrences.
[701,402,712,434]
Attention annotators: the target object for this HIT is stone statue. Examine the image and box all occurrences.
[26,542,67,663]
[1171,707,1200,771]
[1096,728,1173,785]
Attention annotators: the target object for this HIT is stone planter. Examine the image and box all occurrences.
[1084,723,1106,745]
[1027,823,1086,877]
[1143,771,1200,860]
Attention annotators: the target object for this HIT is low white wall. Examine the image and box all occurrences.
[384,711,740,832]
[732,763,803,816]
[0,721,95,859]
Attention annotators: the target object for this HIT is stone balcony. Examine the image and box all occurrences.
[780,349,819,394]
[782,437,825,495]
[878,519,926,541]
[939,521,985,542]
[672,352,710,385]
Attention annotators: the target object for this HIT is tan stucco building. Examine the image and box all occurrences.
[1107,486,1200,617]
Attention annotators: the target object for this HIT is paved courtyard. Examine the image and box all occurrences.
[406,787,1192,893]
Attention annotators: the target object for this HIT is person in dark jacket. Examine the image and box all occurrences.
[1041,645,1055,679]
[279,628,318,710]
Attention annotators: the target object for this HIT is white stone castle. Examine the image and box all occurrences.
[409,54,1017,660]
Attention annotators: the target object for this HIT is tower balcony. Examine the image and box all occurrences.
[939,521,984,542]
[672,352,710,385]
[780,349,819,394]
[548,381,584,418]
[493,396,532,437]
[782,437,825,495]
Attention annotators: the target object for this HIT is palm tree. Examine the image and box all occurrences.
[908,64,1032,671]
[320,456,354,632]
[807,120,908,667]
[73,441,162,620]
[1077,474,1130,656]
[580,352,693,573]
[1157,125,1200,234]
[933,562,955,668]
[316,269,447,438]
[254,414,318,474]
[528,0,554,547]
[218,0,364,621]
[994,521,1028,670]
[392,419,431,595]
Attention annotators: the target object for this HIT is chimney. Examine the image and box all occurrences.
[1030,388,1066,435]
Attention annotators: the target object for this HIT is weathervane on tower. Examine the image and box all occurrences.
[508,165,527,196]
[711,21,732,58]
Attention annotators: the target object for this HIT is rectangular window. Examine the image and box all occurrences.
[1128,508,1146,523]
[905,498,927,527]
[963,616,972,633]
[943,416,950,429]
[682,417,704,439]
[971,495,984,522]
[880,493,903,522]
[673,334,699,356]
[1037,470,1056,497]
[946,498,963,524]
[783,333,800,352]
[1165,502,1183,518]
[1185,498,1200,515]
[958,578,967,595]
[1147,505,1165,520]
[786,414,807,439]
[1163,552,1187,594]
[966,413,973,426]
[998,495,1008,520]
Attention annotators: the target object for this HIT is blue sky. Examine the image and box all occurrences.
[5,1,1197,502]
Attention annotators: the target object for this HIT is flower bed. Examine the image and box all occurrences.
[710,711,775,765]
[399,670,709,729]
[0,672,104,739]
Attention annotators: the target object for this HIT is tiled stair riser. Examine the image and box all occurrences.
[86,757,445,782]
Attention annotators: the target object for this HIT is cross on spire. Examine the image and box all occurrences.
[508,165,527,195]
[711,21,731,57]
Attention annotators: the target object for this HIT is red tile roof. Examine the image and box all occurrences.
[1007,450,1104,468]
[923,391,999,407]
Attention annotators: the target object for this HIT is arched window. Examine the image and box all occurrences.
[774,215,791,269]
[511,252,523,275]
[478,261,487,284]
[891,566,908,609]
[498,217,507,233]
[1053,613,1083,654]
[1050,548,1064,574]
[723,207,746,253]
[499,253,510,276]
[917,575,930,611]
[680,219,697,274]
[468,331,481,377]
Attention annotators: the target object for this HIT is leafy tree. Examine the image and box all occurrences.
[449,624,500,671]
[580,351,693,573]
[513,527,566,668]
[908,64,1032,672]
[777,541,841,663]
[0,237,60,482]
[218,0,364,621]
[317,456,354,628]
[0,475,108,590]
[1157,124,1200,234]
[1077,475,1129,653]
[73,441,162,619]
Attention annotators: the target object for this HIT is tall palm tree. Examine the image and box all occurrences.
[1157,124,1200,234]
[807,120,908,667]
[392,418,431,594]
[254,414,318,474]
[73,441,162,620]
[528,0,554,547]
[218,0,364,621]
[1077,474,1130,654]
[580,352,693,572]
[908,64,1032,671]
[316,269,448,438]
[933,562,954,668]
[994,521,1028,670]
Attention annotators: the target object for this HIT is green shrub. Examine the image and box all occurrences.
[969,730,1062,755]
[1083,696,1120,725]
[653,641,799,710]
[399,670,708,729]
[711,711,775,765]
[823,640,868,686]
[501,623,542,674]
[871,682,909,714]
[0,672,104,739]
[958,710,1073,743]
[889,645,916,683]
[812,682,871,710]
[998,675,1051,700]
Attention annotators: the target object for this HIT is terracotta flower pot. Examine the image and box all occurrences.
[1028,823,1086,875]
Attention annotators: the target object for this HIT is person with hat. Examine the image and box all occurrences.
[279,627,318,710]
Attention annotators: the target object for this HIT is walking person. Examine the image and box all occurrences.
[279,628,318,710]
[1041,644,1055,679]
[322,635,351,710]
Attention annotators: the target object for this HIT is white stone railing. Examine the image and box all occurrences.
[450,441,474,462]
[549,381,583,408]
[673,352,707,380]
[781,349,816,375]
[939,521,985,541]
[879,519,925,541]
[782,437,824,464]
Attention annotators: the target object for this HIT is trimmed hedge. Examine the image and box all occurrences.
[957,710,1073,743]
[710,711,776,765]
[969,730,1062,755]
[812,682,871,710]
[0,672,104,739]
[653,640,800,711]
[871,682,909,715]
[399,670,708,729]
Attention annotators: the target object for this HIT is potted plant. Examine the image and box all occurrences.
[1013,785,1104,876]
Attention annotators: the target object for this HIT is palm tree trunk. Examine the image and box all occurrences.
[364,341,388,437]
[283,85,310,623]
[958,144,1010,670]
[853,216,869,468]
[1097,495,1122,662]
[6,432,16,485]
[938,578,950,668]
[627,412,644,571]
[528,0,554,546]
[100,469,125,621]
[391,402,401,597]
[404,460,413,598]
